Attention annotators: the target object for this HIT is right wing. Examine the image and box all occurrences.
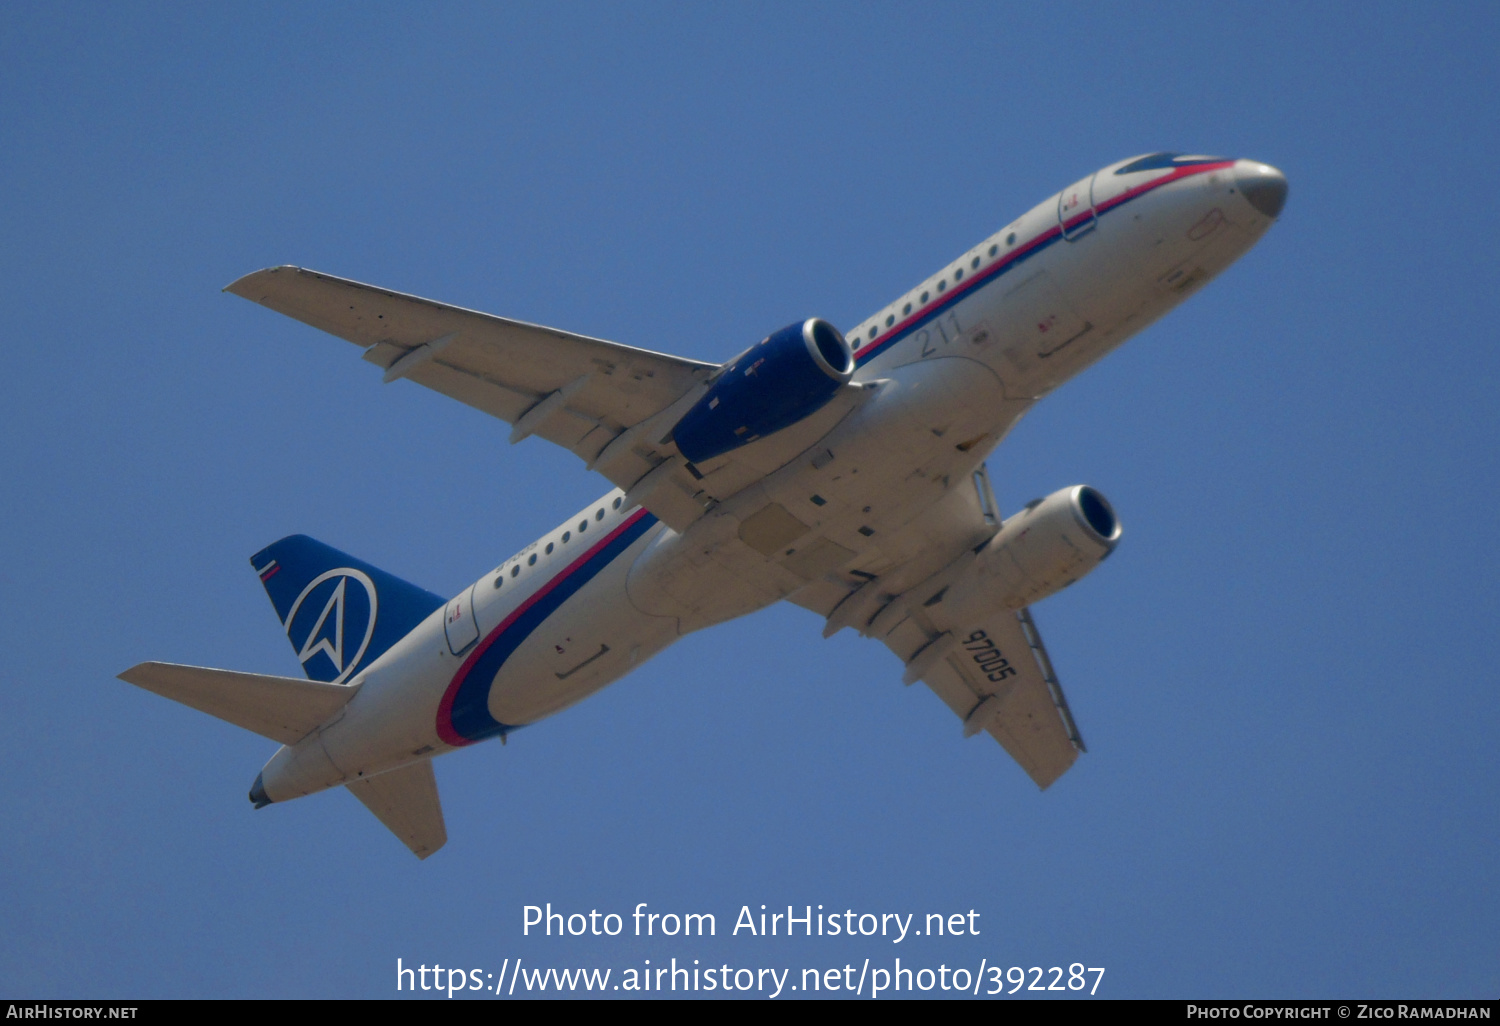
[226,266,720,530]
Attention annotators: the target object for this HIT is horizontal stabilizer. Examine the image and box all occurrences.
[347,759,447,859]
[117,661,358,745]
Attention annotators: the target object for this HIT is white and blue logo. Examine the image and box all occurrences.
[283,568,379,684]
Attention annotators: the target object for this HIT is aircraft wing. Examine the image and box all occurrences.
[226,266,720,531]
[790,468,1084,789]
[891,606,1084,789]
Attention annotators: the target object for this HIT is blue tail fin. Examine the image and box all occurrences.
[250,535,445,684]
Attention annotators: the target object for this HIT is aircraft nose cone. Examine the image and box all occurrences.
[1235,160,1288,218]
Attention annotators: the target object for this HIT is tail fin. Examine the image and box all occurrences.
[250,535,445,684]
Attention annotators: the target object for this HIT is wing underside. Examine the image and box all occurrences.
[790,467,1084,789]
[226,266,722,530]
[228,266,884,533]
[888,606,1083,788]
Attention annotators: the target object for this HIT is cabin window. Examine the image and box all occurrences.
[493,576,503,589]
[1006,232,1016,246]
[612,496,622,509]
[578,520,588,532]
[528,554,537,566]
[546,542,554,554]
[971,256,980,269]
[988,244,998,257]
[562,531,571,543]
[868,327,876,339]
[595,509,604,521]
[903,302,912,315]
[885,315,894,327]
[953,268,963,282]
[920,291,929,303]
[937,280,946,292]
[510,565,520,578]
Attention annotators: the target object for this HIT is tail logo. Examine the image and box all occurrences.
[283,569,379,684]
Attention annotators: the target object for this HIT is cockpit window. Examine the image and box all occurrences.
[1115,152,1225,175]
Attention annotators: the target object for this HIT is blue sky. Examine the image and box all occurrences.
[1,2,1496,999]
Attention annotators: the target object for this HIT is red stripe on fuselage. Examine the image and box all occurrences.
[434,507,653,747]
[1093,160,1235,218]
[850,160,1235,364]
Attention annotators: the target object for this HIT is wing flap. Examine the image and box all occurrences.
[367,345,535,423]
[117,661,357,745]
[346,759,447,859]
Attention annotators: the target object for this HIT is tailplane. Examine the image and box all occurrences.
[118,536,451,859]
[117,662,358,745]
[249,534,444,683]
[347,760,447,859]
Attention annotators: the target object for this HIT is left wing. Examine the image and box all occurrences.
[226,266,720,530]
[889,604,1084,789]
[790,466,1085,789]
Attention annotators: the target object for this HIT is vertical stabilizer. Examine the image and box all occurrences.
[250,535,444,684]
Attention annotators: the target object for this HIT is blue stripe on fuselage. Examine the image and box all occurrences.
[851,225,1062,367]
[441,509,659,744]
[851,161,1229,367]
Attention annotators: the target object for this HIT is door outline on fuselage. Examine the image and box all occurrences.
[444,585,480,656]
[1057,172,1098,241]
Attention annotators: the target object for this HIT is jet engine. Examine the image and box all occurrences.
[672,318,854,464]
[943,485,1122,621]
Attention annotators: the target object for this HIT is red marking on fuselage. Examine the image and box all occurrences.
[435,507,652,747]
[850,160,1235,364]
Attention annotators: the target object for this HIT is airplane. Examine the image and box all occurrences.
[120,152,1287,858]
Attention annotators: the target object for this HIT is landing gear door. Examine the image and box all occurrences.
[444,585,480,655]
[1057,173,1097,240]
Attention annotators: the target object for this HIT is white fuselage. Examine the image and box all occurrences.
[259,154,1281,802]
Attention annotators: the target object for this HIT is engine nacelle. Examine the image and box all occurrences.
[672,318,854,464]
[944,485,1122,621]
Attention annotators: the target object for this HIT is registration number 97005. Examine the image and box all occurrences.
[963,628,1018,684]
